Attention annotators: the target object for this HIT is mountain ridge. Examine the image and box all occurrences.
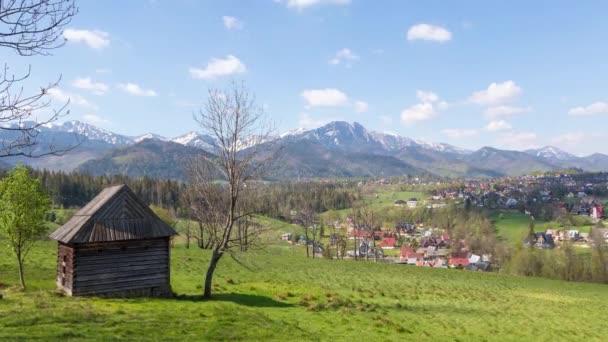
[2,120,608,178]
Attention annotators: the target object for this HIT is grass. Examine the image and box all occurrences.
[321,190,425,219]
[2,236,608,341]
[492,211,595,244]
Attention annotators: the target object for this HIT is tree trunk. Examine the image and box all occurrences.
[203,250,222,298]
[198,221,204,249]
[17,256,26,290]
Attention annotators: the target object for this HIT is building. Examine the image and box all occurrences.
[380,237,396,249]
[49,184,178,297]
[407,198,418,208]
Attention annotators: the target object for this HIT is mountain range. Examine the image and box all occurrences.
[1,120,606,180]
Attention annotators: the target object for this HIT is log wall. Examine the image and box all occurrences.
[67,238,172,297]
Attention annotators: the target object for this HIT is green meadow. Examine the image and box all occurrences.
[1,236,608,341]
[492,211,595,244]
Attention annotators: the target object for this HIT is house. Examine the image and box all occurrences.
[399,246,414,262]
[399,246,423,265]
[281,233,292,241]
[407,198,418,208]
[448,252,470,268]
[408,253,424,265]
[49,184,178,297]
[591,205,605,220]
[506,198,518,208]
[381,237,396,249]
[394,200,406,207]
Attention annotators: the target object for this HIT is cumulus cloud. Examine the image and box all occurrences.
[118,83,158,97]
[407,24,452,42]
[283,0,351,10]
[401,90,447,125]
[329,48,359,66]
[222,16,243,30]
[71,77,108,95]
[301,88,349,107]
[189,55,246,80]
[441,129,478,139]
[484,105,530,118]
[63,29,110,49]
[354,100,368,113]
[48,88,96,109]
[568,102,608,116]
[416,90,439,103]
[401,102,436,124]
[485,120,512,132]
[469,81,522,105]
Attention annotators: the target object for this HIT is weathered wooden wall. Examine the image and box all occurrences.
[57,243,75,295]
[68,238,172,297]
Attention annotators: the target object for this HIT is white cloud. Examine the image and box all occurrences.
[441,128,478,139]
[496,131,539,150]
[329,48,359,66]
[71,77,109,95]
[63,29,110,49]
[222,16,243,30]
[117,83,158,97]
[401,102,436,124]
[47,88,96,109]
[354,100,368,113]
[416,90,439,103]
[82,113,110,125]
[568,102,608,116]
[401,90,447,125]
[485,120,512,132]
[301,88,349,107]
[284,0,351,10]
[407,24,452,42]
[469,81,522,105]
[189,55,246,80]
[484,105,530,118]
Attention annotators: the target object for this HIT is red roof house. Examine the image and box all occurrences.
[381,237,396,249]
[448,252,470,267]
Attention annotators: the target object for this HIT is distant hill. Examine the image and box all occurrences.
[76,139,221,181]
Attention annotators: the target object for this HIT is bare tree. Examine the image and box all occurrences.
[189,82,276,298]
[1,0,79,158]
[351,203,380,261]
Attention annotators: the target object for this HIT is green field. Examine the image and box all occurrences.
[321,189,425,219]
[2,236,608,341]
[493,211,595,244]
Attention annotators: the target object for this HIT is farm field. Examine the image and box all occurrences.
[1,237,608,341]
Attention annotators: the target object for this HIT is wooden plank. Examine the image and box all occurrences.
[74,252,168,264]
[74,274,168,288]
[74,267,169,282]
[74,262,167,273]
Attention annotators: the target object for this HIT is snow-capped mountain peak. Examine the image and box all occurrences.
[526,146,576,161]
[133,133,167,143]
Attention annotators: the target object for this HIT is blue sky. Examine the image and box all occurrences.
[4,0,608,155]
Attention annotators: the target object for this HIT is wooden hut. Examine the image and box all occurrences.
[49,184,178,297]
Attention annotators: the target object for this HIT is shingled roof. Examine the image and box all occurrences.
[50,184,178,244]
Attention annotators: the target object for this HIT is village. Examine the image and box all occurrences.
[282,172,608,273]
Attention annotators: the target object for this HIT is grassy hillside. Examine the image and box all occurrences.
[1,238,608,341]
